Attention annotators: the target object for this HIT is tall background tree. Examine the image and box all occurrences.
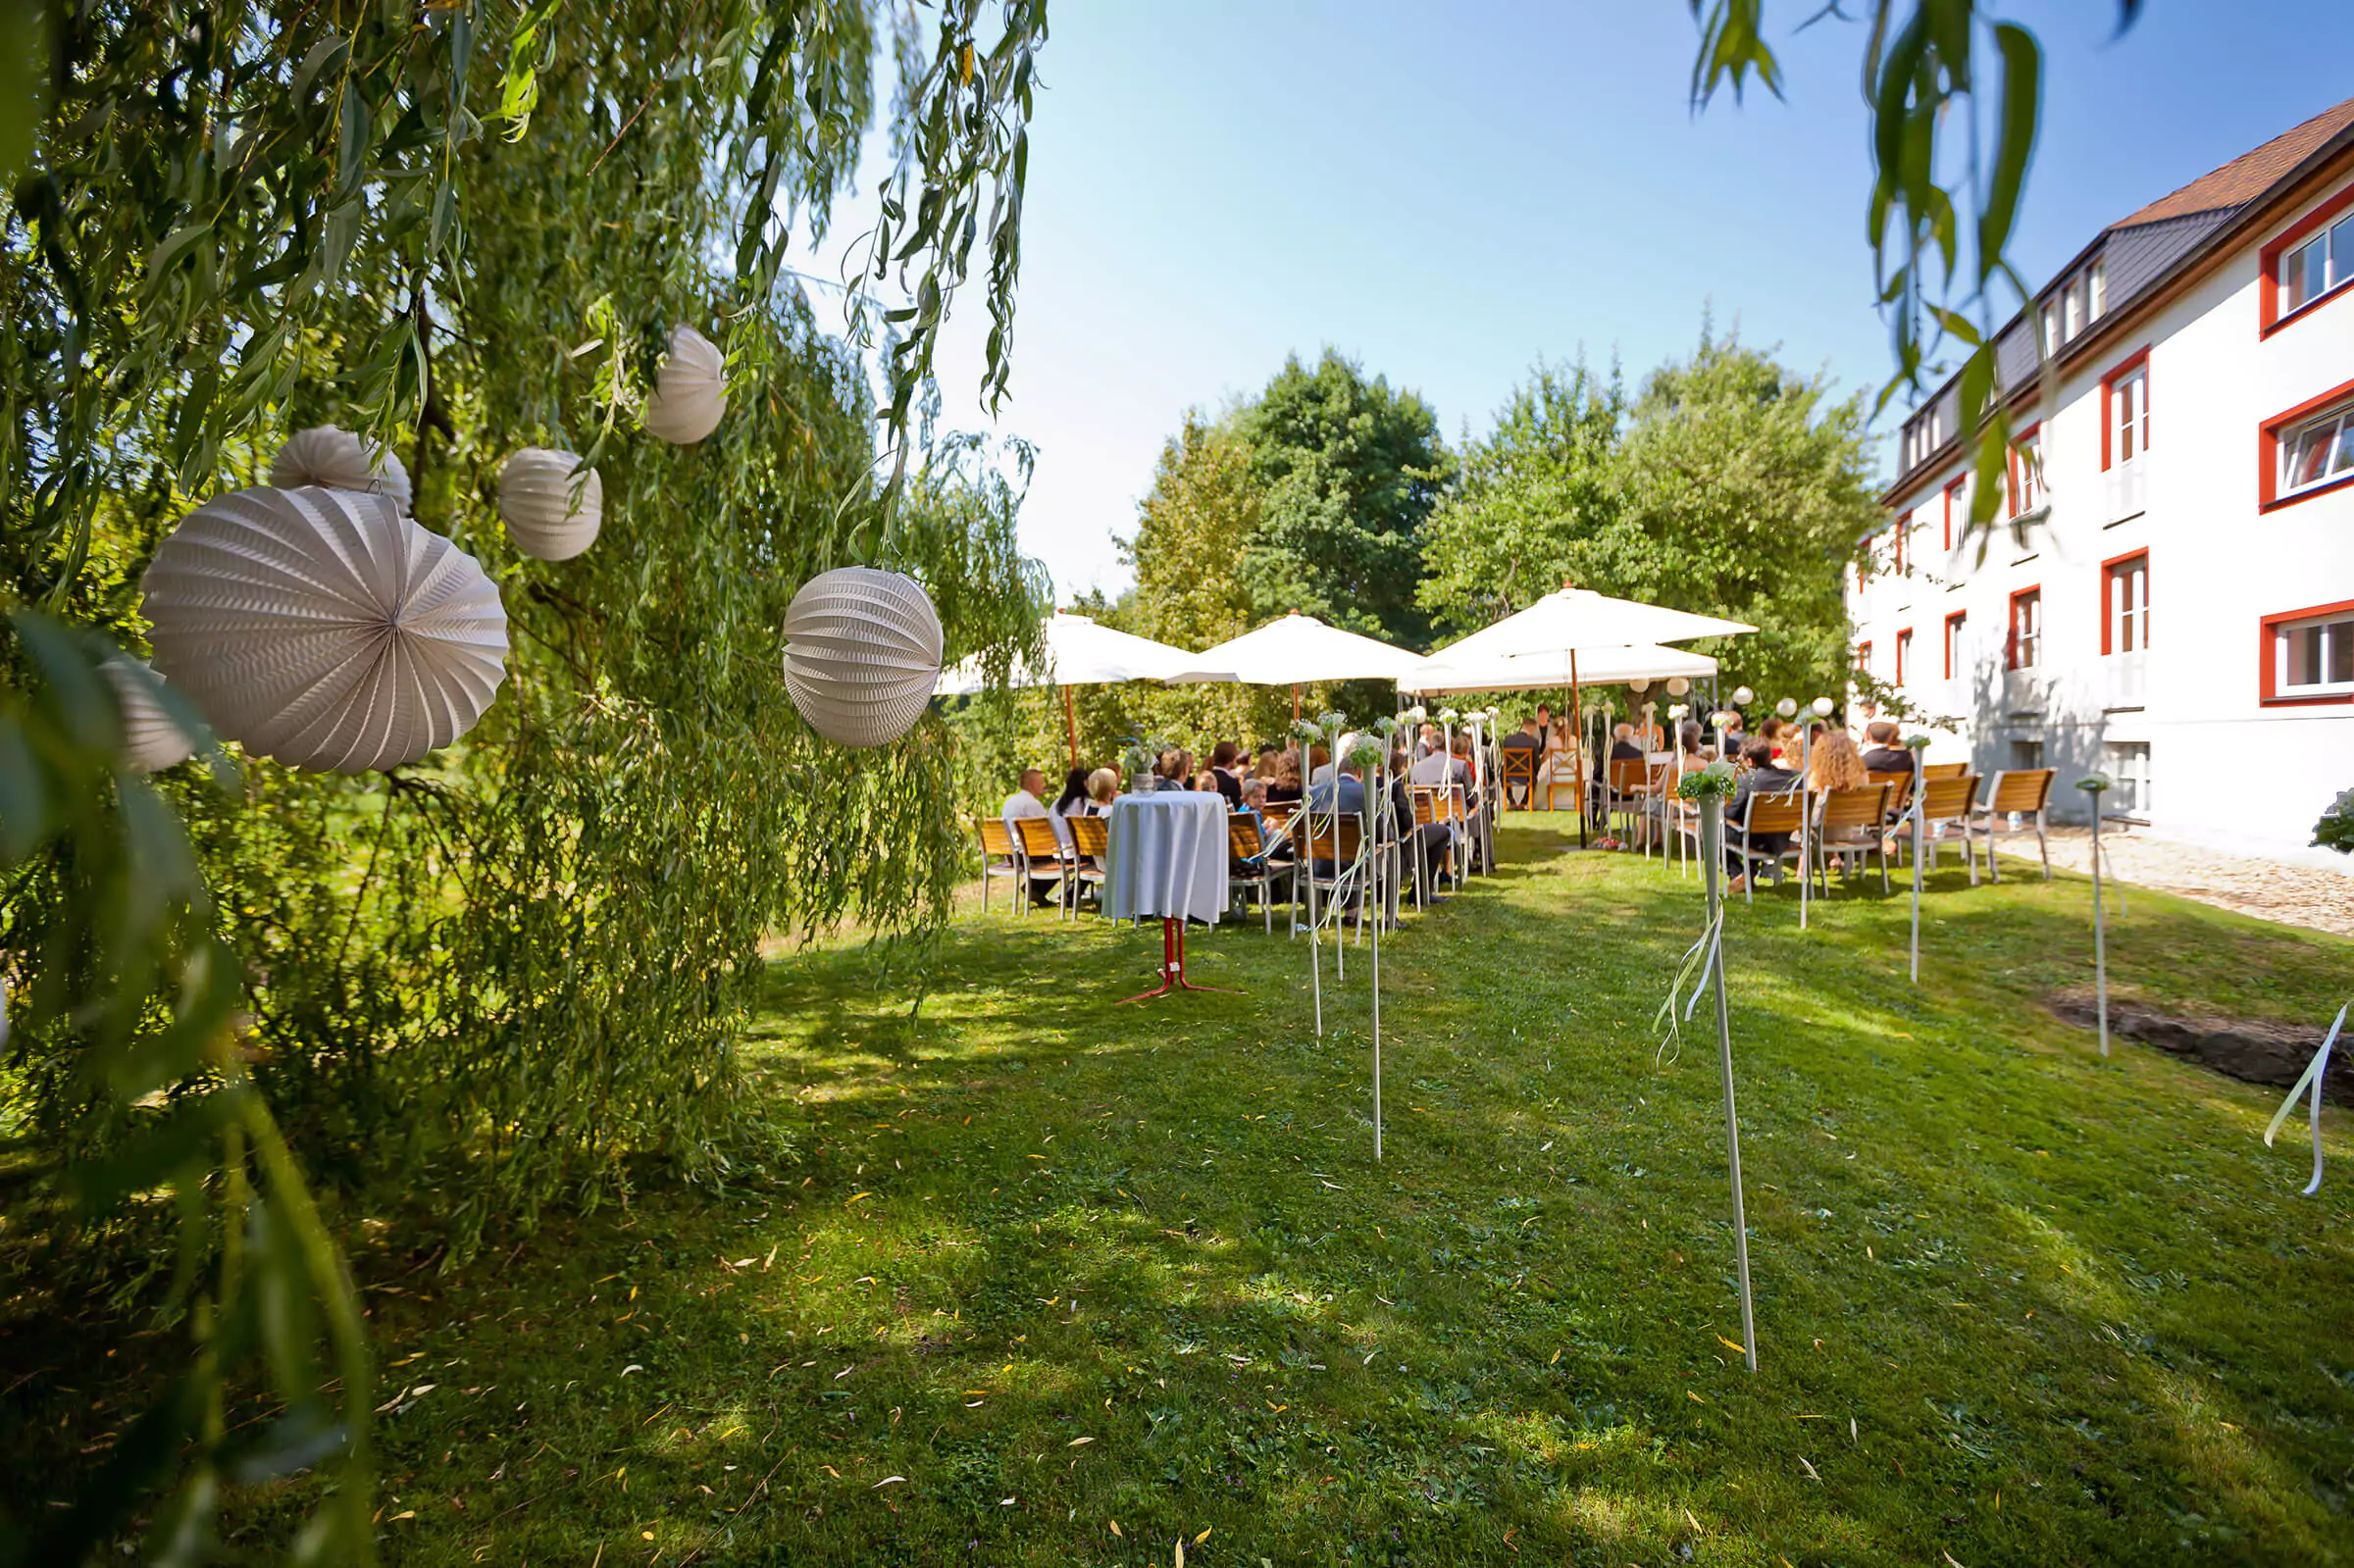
[1238,350,1452,648]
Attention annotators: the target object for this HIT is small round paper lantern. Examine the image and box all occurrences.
[1775,697,1799,718]
[1812,696,1836,718]
[498,448,603,560]
[781,567,943,748]
[1628,679,1651,694]
[141,486,509,773]
[644,325,728,444]
[1665,676,1690,697]
[102,656,196,773]
[1732,685,1754,706]
[271,425,413,512]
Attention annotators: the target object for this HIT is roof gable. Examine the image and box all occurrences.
[2110,94,2354,229]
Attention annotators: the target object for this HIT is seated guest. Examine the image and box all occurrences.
[1415,723,1443,760]
[1208,740,1245,806]
[1254,743,1284,781]
[1808,731,1869,794]
[1724,738,1801,894]
[1266,750,1305,805]
[1000,767,1064,905]
[1862,719,1915,775]
[1499,716,1543,807]
[1085,768,1120,812]
[1758,715,1785,764]
[1610,722,1645,762]
[1312,735,1356,786]
[1677,720,1710,776]
[1049,767,1091,839]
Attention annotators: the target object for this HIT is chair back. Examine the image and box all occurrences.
[1263,799,1300,832]
[978,816,1018,860]
[1989,768,2054,814]
[1500,747,1538,793]
[1867,769,1915,816]
[1068,815,1109,859]
[1922,761,1968,781]
[1919,775,1979,821]
[1608,758,1648,794]
[1431,784,1465,824]
[1411,786,1441,827]
[1818,784,1891,834]
[1013,815,1064,861]
[1301,814,1361,864]
[1227,813,1266,867]
[1740,790,1808,835]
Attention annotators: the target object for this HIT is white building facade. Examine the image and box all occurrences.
[1849,97,2354,862]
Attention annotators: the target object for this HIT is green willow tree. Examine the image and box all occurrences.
[3,2,1049,1558]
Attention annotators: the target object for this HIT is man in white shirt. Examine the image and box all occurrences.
[1000,768,1065,906]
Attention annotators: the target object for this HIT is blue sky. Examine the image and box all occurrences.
[789,2,2354,601]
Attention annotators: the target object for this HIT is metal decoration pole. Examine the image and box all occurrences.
[1700,793,1759,1373]
[1306,789,1324,1036]
[1370,744,1384,1162]
[1568,651,1586,846]
[1911,792,1925,984]
[2079,775,2113,1057]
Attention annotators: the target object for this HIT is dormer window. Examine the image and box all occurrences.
[2281,214,2353,315]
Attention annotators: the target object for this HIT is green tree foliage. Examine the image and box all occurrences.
[1239,350,1451,648]
[1418,358,1626,636]
[1600,329,1880,703]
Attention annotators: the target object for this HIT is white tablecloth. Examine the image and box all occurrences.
[1103,792,1230,923]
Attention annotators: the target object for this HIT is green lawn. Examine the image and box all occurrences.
[16,818,2354,1565]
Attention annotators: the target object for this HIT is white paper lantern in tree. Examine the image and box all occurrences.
[141,486,508,773]
[497,448,603,560]
[271,425,413,512]
[102,656,196,773]
[1732,685,1755,706]
[1812,696,1836,718]
[644,325,728,445]
[1775,697,1798,718]
[781,567,943,749]
[1665,676,1690,696]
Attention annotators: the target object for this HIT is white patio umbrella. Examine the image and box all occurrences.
[935,610,1221,764]
[1402,642,1716,695]
[1167,610,1423,720]
[1410,583,1755,841]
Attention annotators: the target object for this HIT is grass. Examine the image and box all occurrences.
[9,818,2354,1565]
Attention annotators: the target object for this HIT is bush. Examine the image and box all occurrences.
[2314,787,2354,854]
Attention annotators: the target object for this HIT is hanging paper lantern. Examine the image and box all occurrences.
[780,567,943,749]
[497,448,603,561]
[1775,697,1799,718]
[270,425,413,512]
[1665,676,1690,697]
[102,656,196,773]
[1732,685,1755,706]
[1812,696,1836,718]
[644,325,728,445]
[141,486,508,773]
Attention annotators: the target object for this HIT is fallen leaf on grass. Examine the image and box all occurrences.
[872,1476,905,1489]
[1799,1456,1820,1482]
[1109,1519,1122,1538]
[1066,1436,1093,1446]
[1714,1334,1745,1355]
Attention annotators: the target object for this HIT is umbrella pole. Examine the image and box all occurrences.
[1062,683,1078,769]
[1307,799,1324,1037]
[1569,653,1587,848]
[1371,750,1383,1162]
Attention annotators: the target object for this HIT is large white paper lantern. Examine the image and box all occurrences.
[141,486,508,773]
[1665,676,1690,697]
[497,448,603,560]
[781,567,942,749]
[644,325,728,445]
[102,656,196,773]
[271,425,413,512]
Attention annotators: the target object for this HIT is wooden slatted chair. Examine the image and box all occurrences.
[1430,783,1469,893]
[1291,811,1365,942]
[1810,783,1894,894]
[1012,815,1078,920]
[1971,768,2056,882]
[1915,774,1982,884]
[1603,757,1649,846]
[1922,761,1969,781]
[1067,813,1110,916]
[1498,746,1539,813]
[1867,768,1916,821]
[1729,789,1808,902]
[1227,812,1283,933]
[976,816,1025,916]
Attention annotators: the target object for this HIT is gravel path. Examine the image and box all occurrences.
[2003,826,2354,939]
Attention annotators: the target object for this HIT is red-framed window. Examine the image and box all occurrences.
[2259,374,2354,511]
[2008,424,2043,517]
[2102,551,2149,655]
[2101,349,2150,471]
[2259,180,2354,336]
[2006,586,2042,671]
[2259,598,2354,706]
[1941,475,1967,552]
[1895,627,1914,685]
[1856,639,1872,674]
[1944,610,1967,680]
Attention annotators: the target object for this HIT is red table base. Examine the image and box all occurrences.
[1119,916,1239,1003]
